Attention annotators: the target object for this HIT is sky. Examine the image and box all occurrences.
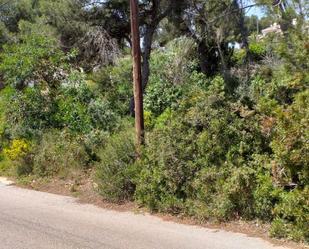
[245,0,266,18]
[247,6,266,18]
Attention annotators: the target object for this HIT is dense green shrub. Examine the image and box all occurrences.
[275,28,309,78]
[232,48,247,65]
[189,165,258,221]
[135,120,198,213]
[144,80,182,116]
[270,188,309,242]
[0,32,67,89]
[0,154,12,175]
[143,37,197,116]
[3,73,119,138]
[7,87,56,138]
[88,98,120,131]
[134,68,308,242]
[55,84,93,134]
[56,79,119,134]
[249,41,267,61]
[96,125,137,202]
[135,80,267,216]
[0,22,10,46]
[253,171,282,220]
[90,56,133,115]
[271,90,309,185]
[0,87,15,141]
[32,130,91,177]
[149,37,197,85]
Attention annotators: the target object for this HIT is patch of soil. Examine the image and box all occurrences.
[15,172,308,249]
[17,170,136,212]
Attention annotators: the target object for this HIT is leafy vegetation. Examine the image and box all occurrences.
[96,124,137,202]
[0,0,308,243]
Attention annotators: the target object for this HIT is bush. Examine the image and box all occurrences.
[88,98,120,131]
[271,90,309,185]
[249,41,267,61]
[4,73,119,137]
[187,165,257,221]
[4,139,31,161]
[0,153,13,175]
[2,138,33,176]
[0,32,66,88]
[32,130,91,177]
[134,73,309,242]
[0,22,10,46]
[254,172,280,220]
[270,188,309,242]
[95,126,137,202]
[15,154,34,177]
[232,48,246,65]
[56,82,119,133]
[135,121,197,213]
[135,81,267,216]
[90,56,133,115]
[0,87,15,138]
[143,37,197,116]
[5,86,55,139]
[55,87,92,134]
[144,111,154,130]
[144,80,182,116]
[149,37,196,85]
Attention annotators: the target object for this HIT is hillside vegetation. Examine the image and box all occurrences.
[0,0,308,243]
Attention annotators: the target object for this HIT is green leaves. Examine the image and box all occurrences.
[96,126,137,202]
[271,90,309,185]
[0,33,65,88]
[270,188,309,242]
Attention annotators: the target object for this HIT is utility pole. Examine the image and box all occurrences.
[130,0,144,155]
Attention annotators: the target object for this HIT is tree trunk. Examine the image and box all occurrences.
[278,2,291,34]
[237,0,251,81]
[141,25,156,90]
[129,0,175,115]
[130,0,144,150]
[197,40,219,76]
[129,24,156,115]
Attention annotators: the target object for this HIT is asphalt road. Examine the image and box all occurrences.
[0,182,289,249]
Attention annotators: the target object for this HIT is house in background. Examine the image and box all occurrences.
[258,18,304,39]
[261,23,282,37]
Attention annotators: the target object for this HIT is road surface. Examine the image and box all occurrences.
[0,180,290,249]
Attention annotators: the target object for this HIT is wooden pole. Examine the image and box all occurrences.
[130,0,144,154]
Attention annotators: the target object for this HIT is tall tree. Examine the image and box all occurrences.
[92,0,182,113]
[177,0,241,77]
